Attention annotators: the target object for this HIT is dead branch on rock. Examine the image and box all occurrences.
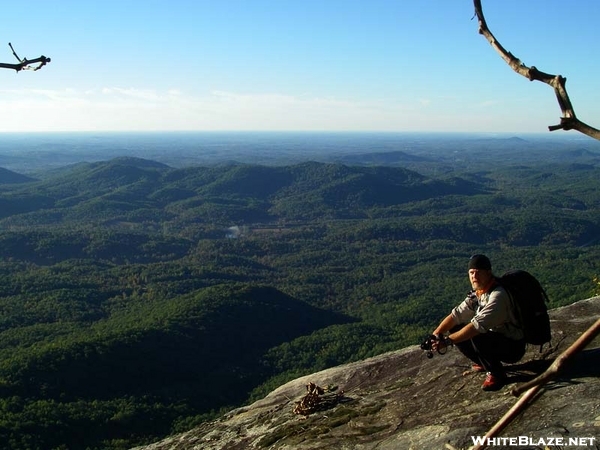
[292,382,344,417]
[0,43,51,72]
[473,0,600,140]
[511,317,600,397]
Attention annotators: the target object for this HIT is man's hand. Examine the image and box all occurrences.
[431,335,442,352]
[432,335,453,352]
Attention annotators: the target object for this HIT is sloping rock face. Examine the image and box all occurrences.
[133,297,600,450]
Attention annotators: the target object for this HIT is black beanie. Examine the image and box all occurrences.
[468,254,492,270]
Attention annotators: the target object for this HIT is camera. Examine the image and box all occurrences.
[420,334,451,358]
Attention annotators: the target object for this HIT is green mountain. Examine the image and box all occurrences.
[1,159,484,227]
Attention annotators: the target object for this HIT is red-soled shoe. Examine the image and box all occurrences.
[481,372,506,391]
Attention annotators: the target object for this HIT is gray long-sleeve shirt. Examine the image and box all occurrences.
[451,285,524,341]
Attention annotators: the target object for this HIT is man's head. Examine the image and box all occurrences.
[468,254,493,290]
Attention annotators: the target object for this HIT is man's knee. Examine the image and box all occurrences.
[472,332,525,363]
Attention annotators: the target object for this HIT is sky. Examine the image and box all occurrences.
[0,0,599,135]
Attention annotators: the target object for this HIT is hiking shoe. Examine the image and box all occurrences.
[481,372,506,391]
[472,364,485,373]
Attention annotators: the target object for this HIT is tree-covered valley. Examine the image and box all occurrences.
[0,142,599,449]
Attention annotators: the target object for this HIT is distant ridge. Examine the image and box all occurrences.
[102,156,171,169]
[563,148,600,158]
[2,132,600,172]
[335,150,431,165]
[472,136,528,143]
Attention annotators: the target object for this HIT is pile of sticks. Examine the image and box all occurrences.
[292,382,344,417]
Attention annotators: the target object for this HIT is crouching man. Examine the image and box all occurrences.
[432,254,526,391]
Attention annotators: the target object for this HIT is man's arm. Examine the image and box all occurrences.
[433,314,480,349]
[433,313,456,336]
[448,323,480,344]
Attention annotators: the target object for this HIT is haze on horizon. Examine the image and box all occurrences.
[1,0,599,136]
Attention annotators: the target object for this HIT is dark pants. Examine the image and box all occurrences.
[452,325,526,375]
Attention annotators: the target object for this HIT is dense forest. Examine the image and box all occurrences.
[0,146,599,449]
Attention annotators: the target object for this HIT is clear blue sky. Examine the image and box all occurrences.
[1,0,598,134]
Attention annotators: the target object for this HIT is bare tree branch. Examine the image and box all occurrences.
[511,317,600,397]
[0,42,51,72]
[473,0,600,141]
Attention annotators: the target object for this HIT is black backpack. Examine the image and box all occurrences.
[495,270,551,346]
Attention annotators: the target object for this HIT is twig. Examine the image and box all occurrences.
[0,42,51,72]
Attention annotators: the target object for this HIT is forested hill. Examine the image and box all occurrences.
[1,158,483,227]
[0,156,599,449]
